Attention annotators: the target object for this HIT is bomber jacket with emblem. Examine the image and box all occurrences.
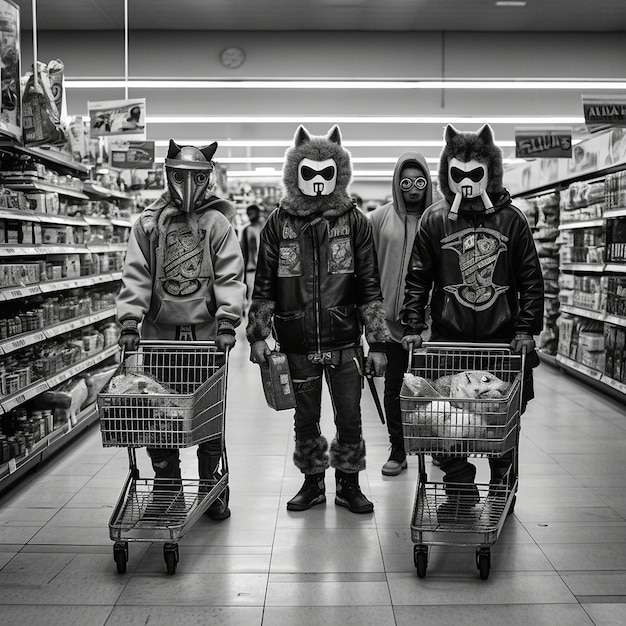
[250,203,386,354]
[401,190,544,344]
[116,192,245,341]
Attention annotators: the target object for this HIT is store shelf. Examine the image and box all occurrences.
[0,403,99,495]
[0,307,116,355]
[0,345,119,414]
[0,180,89,200]
[0,142,91,176]
[0,273,121,302]
[558,219,604,230]
[0,143,130,493]
[555,354,626,402]
[560,263,605,273]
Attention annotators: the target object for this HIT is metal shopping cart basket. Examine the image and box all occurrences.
[97,340,229,575]
[400,342,524,579]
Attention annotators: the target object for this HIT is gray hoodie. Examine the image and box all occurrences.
[368,152,432,342]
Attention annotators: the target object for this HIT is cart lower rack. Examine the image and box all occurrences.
[98,340,229,575]
[400,342,524,579]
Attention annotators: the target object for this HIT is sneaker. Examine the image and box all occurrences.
[381,448,408,476]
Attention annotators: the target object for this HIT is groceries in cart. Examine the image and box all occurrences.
[401,369,515,452]
[107,371,173,395]
[100,369,191,447]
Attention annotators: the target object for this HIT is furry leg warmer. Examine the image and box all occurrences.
[330,437,366,473]
[293,435,329,475]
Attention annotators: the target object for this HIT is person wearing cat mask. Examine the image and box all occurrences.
[247,125,388,514]
[400,125,544,518]
[116,139,246,520]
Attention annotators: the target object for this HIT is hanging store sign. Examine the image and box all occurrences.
[110,140,155,169]
[514,128,572,159]
[582,95,626,133]
[88,98,146,138]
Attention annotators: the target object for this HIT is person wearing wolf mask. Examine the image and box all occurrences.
[116,140,246,520]
[400,125,544,518]
[246,125,388,514]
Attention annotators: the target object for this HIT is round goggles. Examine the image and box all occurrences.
[399,176,427,191]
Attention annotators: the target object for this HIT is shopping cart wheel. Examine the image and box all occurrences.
[414,545,428,578]
[113,542,128,574]
[164,543,179,575]
[476,547,491,580]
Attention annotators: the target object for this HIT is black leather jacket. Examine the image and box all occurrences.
[401,191,544,343]
[252,205,384,354]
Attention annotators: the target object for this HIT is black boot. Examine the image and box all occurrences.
[335,471,374,514]
[488,453,516,516]
[287,473,326,511]
[198,448,231,521]
[150,449,183,490]
[145,449,184,517]
[437,458,479,523]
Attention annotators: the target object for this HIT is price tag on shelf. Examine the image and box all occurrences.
[1,285,42,300]
[1,381,48,412]
[600,375,626,394]
[1,331,46,354]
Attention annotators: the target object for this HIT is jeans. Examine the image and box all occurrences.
[383,340,410,452]
[287,348,363,445]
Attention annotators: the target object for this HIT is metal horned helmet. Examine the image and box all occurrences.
[165,140,218,213]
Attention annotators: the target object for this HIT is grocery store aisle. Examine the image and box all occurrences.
[1,329,626,626]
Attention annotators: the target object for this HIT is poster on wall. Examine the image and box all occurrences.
[88,98,146,139]
[0,0,20,141]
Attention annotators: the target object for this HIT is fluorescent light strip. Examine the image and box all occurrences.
[65,78,626,90]
[177,156,523,165]
[147,115,582,124]
[154,139,517,148]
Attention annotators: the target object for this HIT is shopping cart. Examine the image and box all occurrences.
[97,340,229,575]
[400,342,524,579]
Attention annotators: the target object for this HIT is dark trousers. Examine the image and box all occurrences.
[383,340,410,452]
[287,348,363,445]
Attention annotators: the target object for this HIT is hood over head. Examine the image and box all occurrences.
[392,151,433,216]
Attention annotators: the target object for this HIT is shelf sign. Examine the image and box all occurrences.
[582,95,626,133]
[109,140,155,169]
[515,128,572,159]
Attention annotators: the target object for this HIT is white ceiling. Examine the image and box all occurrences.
[10,0,626,197]
[14,0,626,33]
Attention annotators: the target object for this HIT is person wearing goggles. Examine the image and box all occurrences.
[368,154,433,476]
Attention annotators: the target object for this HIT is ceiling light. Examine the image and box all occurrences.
[495,1,527,6]
[65,78,626,90]
[146,115,583,125]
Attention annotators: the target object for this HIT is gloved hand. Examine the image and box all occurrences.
[118,321,140,352]
[250,340,271,366]
[365,351,387,377]
[401,334,422,352]
[510,332,535,354]
[216,333,236,351]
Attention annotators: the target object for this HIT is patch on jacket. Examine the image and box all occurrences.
[441,227,509,311]
[329,237,353,274]
[161,227,207,296]
[278,241,302,277]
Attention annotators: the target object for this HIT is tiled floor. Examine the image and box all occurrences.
[1,331,626,625]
